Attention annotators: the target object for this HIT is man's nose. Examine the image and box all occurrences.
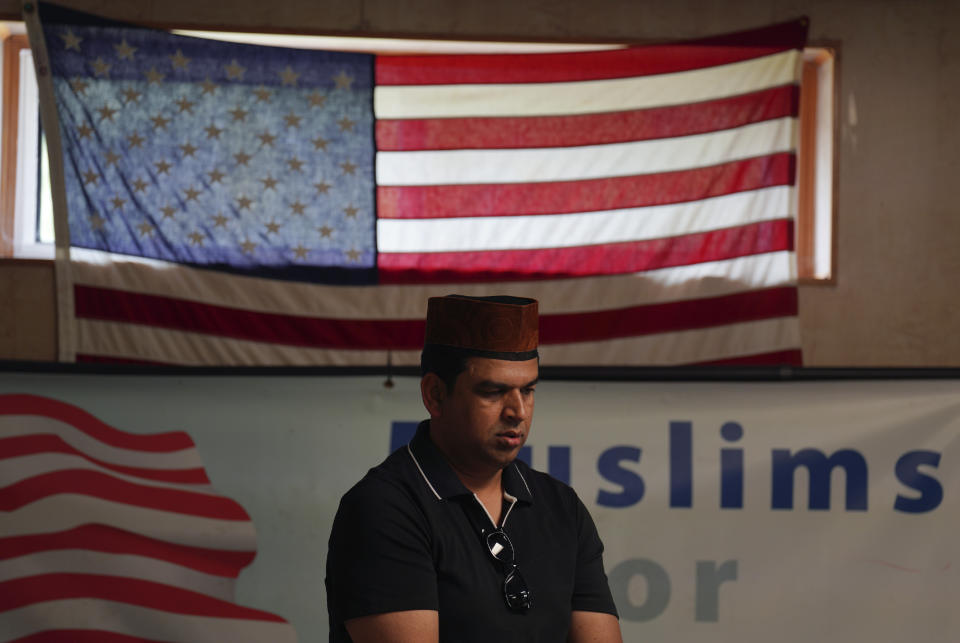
[502,389,528,424]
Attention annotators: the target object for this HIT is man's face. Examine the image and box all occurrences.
[430,356,539,475]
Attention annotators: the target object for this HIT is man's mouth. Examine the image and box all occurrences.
[496,430,524,447]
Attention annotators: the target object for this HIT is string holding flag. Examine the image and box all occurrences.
[28,2,808,367]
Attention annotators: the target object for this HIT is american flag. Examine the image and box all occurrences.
[32,3,806,366]
[0,393,298,641]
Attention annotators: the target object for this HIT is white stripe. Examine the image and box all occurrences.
[1,495,256,551]
[0,552,234,600]
[406,443,441,501]
[512,464,532,497]
[74,311,799,368]
[77,318,413,366]
[374,49,799,118]
[0,415,203,470]
[499,495,518,528]
[539,316,801,366]
[71,249,797,319]
[0,452,213,492]
[377,186,793,252]
[473,493,499,528]
[376,118,795,185]
[0,599,298,643]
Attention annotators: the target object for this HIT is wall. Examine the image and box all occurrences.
[1,0,957,366]
[0,259,55,360]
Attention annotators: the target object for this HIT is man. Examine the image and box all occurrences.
[326,295,622,642]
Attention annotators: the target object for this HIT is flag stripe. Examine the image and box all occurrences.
[0,551,234,601]
[377,85,798,151]
[0,574,285,620]
[1,454,212,495]
[1,495,256,549]
[0,470,249,519]
[542,287,798,345]
[375,44,797,85]
[374,50,798,118]
[538,316,802,366]
[378,153,794,219]
[379,219,793,284]
[693,348,804,366]
[376,117,795,185]
[377,186,792,252]
[0,525,253,576]
[0,416,204,470]
[71,249,797,319]
[0,435,209,484]
[75,285,422,350]
[2,600,298,643]
[0,395,193,452]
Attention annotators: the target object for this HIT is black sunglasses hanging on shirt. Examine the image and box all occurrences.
[460,499,533,612]
[483,527,532,611]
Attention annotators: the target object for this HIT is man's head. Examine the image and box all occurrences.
[420,295,539,391]
[420,295,540,475]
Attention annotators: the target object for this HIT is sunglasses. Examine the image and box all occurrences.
[484,528,532,611]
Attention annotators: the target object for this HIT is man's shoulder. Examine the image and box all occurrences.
[341,444,421,502]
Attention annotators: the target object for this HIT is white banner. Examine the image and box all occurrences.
[1,372,958,642]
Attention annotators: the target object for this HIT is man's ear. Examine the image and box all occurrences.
[421,372,447,418]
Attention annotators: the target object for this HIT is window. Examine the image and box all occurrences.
[797,45,838,283]
[1,23,837,279]
[1,25,53,259]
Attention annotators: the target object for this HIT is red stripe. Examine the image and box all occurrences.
[542,287,798,344]
[74,354,172,366]
[0,573,286,621]
[377,85,798,151]
[376,43,797,85]
[0,525,253,576]
[0,435,209,484]
[75,286,425,351]
[379,219,794,284]
[0,470,249,520]
[377,154,794,218]
[11,631,174,643]
[692,348,803,366]
[0,395,193,452]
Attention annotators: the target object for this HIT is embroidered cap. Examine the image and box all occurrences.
[424,295,538,361]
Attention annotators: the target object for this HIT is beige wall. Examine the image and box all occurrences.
[0,259,56,360]
[1,0,957,366]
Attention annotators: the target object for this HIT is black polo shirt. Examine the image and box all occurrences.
[326,421,617,642]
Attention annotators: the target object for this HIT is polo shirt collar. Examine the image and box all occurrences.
[407,420,533,504]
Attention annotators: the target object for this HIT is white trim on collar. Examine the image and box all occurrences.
[407,443,442,501]
[511,462,533,498]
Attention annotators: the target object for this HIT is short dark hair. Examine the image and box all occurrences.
[420,344,472,392]
[420,344,540,392]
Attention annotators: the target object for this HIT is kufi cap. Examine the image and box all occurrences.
[425,295,538,361]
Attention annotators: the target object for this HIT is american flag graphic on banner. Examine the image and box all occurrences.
[31,2,807,367]
[0,394,298,642]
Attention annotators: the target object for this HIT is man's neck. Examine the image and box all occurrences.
[451,462,503,497]
[427,424,504,494]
